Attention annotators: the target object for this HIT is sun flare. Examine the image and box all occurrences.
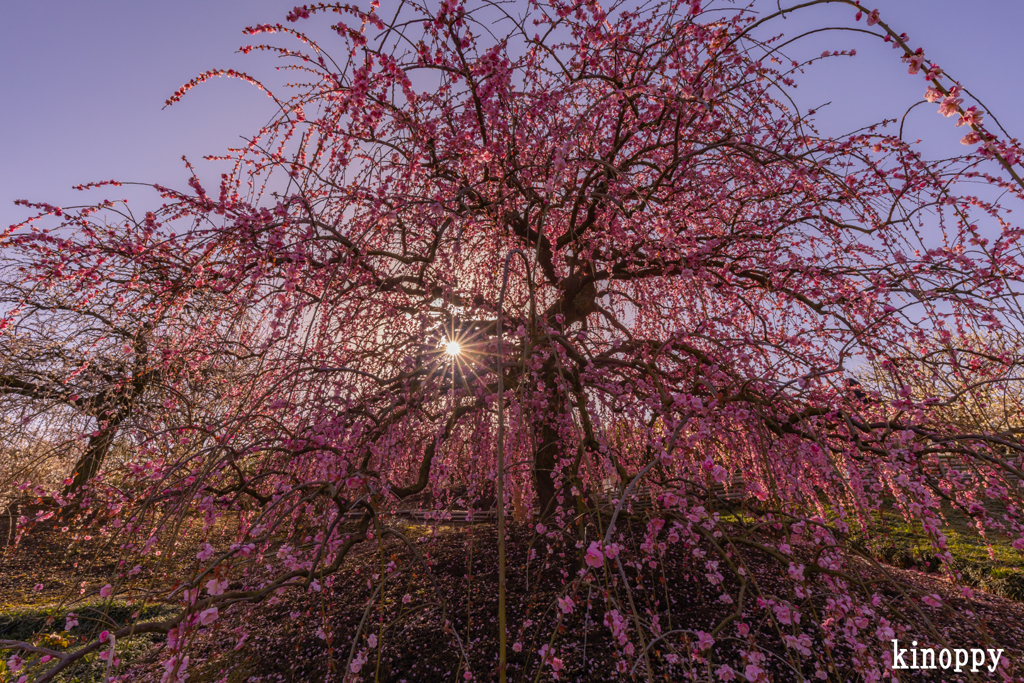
[444,340,461,356]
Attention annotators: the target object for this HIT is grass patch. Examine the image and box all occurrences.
[854,501,1024,602]
[719,498,1024,603]
[0,600,176,683]
[0,599,175,642]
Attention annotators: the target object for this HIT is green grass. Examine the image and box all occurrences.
[719,497,1024,602]
[848,501,1024,602]
[0,600,176,683]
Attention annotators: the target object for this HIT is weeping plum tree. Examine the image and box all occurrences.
[5,0,1024,680]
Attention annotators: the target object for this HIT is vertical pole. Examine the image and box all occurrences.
[495,249,531,683]
[495,264,509,683]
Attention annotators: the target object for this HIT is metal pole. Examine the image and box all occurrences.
[495,248,532,683]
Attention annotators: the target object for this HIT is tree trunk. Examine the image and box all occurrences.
[65,419,121,495]
[534,357,577,518]
[0,500,18,546]
[535,418,560,518]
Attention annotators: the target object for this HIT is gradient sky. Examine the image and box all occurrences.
[2,0,1023,231]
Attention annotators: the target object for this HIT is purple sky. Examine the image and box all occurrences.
[2,1,1023,231]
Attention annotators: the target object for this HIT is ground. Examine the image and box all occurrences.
[3,503,1024,682]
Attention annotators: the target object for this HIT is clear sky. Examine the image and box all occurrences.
[2,0,1022,231]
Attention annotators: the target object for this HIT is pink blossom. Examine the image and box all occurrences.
[603,542,621,560]
[922,594,942,608]
[660,492,680,507]
[939,95,963,117]
[866,9,880,25]
[924,87,942,103]
[65,614,78,630]
[166,627,180,652]
[784,633,813,656]
[1012,537,1024,551]
[716,664,737,681]
[33,583,43,592]
[402,593,412,604]
[584,541,604,568]
[350,651,366,674]
[199,606,219,625]
[696,630,715,651]
[875,618,895,640]
[557,596,575,614]
[744,663,766,682]
[773,603,796,625]
[512,641,523,653]
[161,655,189,683]
[100,584,113,598]
[956,106,984,128]
[196,542,216,561]
[206,577,228,595]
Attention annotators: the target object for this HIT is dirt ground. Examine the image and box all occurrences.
[3,516,1024,682]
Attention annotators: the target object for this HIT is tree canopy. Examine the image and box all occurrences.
[4,1,1024,681]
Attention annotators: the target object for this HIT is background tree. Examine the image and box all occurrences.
[0,203,257,504]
